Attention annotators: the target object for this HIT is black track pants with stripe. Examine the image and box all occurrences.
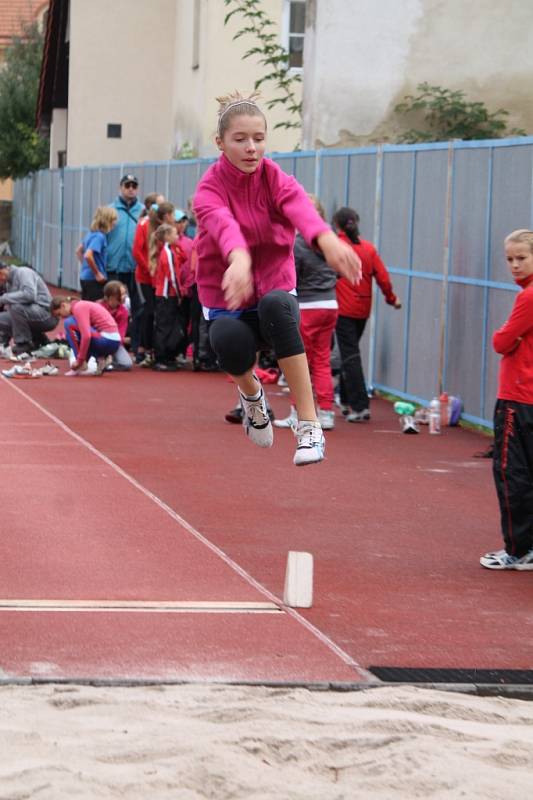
[492,399,533,557]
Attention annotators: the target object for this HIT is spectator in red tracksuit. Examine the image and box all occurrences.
[480,229,533,570]
[133,199,174,367]
[333,207,401,422]
[152,223,185,371]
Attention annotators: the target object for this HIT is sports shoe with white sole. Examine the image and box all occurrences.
[273,405,298,428]
[346,408,371,423]
[293,420,325,466]
[318,408,335,430]
[239,386,274,448]
[480,547,533,570]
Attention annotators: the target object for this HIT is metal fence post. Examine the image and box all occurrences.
[438,141,455,395]
[367,145,383,393]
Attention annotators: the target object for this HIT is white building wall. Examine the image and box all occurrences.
[49,108,68,168]
[303,0,533,149]
[67,0,177,166]
[172,0,301,157]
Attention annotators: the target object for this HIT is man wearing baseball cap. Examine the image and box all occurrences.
[106,175,143,351]
[106,175,143,295]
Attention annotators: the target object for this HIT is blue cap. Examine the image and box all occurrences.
[174,209,188,221]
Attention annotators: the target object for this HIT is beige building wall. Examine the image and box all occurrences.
[303,0,533,149]
[63,0,299,166]
[172,0,301,157]
[67,0,177,166]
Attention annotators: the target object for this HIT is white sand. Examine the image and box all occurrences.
[0,683,532,799]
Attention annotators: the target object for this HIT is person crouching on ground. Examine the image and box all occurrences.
[152,223,185,372]
[480,229,533,570]
[98,281,133,371]
[0,262,58,355]
[50,296,121,376]
[193,91,361,466]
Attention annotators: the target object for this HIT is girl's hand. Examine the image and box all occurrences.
[394,299,402,309]
[317,231,362,284]
[71,359,81,371]
[95,271,107,283]
[222,249,253,310]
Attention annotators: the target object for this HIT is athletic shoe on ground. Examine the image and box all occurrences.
[2,364,31,378]
[225,404,243,424]
[239,386,274,448]
[140,354,154,368]
[293,420,325,466]
[0,344,13,359]
[39,361,59,376]
[318,408,335,430]
[346,408,371,423]
[480,547,533,570]
[273,405,298,428]
[277,372,288,387]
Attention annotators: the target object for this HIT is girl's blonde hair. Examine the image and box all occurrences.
[50,295,72,313]
[216,90,266,138]
[505,229,533,253]
[90,206,118,233]
[154,223,175,243]
[148,202,175,271]
[103,280,124,300]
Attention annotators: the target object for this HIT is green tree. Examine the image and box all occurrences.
[394,83,526,143]
[223,0,302,132]
[0,22,49,179]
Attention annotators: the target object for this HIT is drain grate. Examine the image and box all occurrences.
[369,667,533,684]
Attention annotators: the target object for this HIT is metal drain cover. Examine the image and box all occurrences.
[369,667,533,684]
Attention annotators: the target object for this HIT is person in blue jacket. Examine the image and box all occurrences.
[107,174,144,351]
[106,174,143,296]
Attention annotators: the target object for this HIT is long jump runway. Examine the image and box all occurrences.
[1,369,532,687]
[0,375,367,685]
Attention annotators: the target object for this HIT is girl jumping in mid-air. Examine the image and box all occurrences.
[193,91,361,465]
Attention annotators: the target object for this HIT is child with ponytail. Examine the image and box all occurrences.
[193,91,361,465]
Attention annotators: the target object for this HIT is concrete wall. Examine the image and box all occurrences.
[302,0,533,149]
[173,0,301,157]
[67,0,177,166]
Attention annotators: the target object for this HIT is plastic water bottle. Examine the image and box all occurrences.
[439,392,449,427]
[429,397,441,434]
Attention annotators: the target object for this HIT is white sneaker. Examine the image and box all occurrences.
[318,408,335,430]
[346,408,371,423]
[273,405,298,428]
[40,361,59,376]
[239,386,274,448]
[293,420,325,466]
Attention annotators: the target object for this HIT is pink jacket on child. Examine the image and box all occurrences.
[193,154,330,310]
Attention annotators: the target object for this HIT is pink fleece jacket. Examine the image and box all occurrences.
[193,154,330,309]
[70,300,119,364]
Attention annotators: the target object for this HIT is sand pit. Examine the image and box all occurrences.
[1,683,532,798]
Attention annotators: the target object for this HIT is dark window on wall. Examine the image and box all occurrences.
[288,1,305,69]
[107,124,122,139]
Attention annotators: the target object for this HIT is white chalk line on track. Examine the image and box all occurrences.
[1,377,374,681]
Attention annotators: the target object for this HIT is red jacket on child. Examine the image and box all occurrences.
[335,232,397,319]
[155,243,184,299]
[493,274,533,403]
[133,217,151,285]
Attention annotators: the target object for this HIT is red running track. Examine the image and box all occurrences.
[0,365,532,684]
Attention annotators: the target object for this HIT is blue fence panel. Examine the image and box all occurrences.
[9,137,533,427]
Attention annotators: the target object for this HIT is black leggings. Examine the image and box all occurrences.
[208,290,304,375]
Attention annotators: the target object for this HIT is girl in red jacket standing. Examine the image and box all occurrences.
[193,92,361,466]
[480,229,533,570]
[333,207,401,422]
